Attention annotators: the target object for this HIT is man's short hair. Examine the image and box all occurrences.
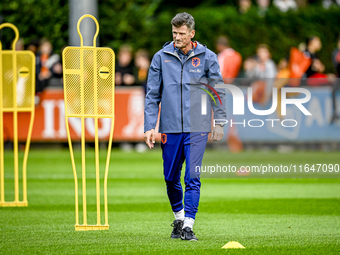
[171,12,195,31]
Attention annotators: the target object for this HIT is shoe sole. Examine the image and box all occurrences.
[171,236,181,239]
[181,237,198,241]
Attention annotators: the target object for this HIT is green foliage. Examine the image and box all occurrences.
[141,6,340,72]
[99,3,340,72]
[98,0,163,51]
[0,1,339,71]
[0,0,68,54]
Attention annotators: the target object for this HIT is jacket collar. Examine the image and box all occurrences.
[163,41,206,56]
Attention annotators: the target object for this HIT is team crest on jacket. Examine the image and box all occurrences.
[192,57,200,67]
[161,133,167,144]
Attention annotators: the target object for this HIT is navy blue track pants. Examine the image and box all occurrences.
[161,132,208,219]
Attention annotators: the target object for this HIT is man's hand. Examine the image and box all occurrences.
[144,129,155,149]
[210,125,224,141]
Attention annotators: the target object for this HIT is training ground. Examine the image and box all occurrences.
[0,148,339,254]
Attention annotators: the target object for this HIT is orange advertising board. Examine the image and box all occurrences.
[3,87,160,142]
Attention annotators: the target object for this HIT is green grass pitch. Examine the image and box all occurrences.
[0,148,339,254]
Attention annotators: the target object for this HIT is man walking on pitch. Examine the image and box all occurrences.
[144,12,226,241]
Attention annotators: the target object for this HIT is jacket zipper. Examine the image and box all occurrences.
[164,50,198,133]
[180,66,183,131]
[180,53,196,132]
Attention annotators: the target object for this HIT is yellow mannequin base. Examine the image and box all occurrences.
[75,225,109,231]
[0,201,28,207]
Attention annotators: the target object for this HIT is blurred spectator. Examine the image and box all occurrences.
[115,45,140,151]
[52,47,63,80]
[277,58,290,78]
[275,57,291,88]
[36,39,62,94]
[134,49,150,93]
[236,56,258,86]
[216,36,242,84]
[332,36,340,77]
[257,0,270,16]
[255,44,277,80]
[304,36,335,86]
[304,36,322,78]
[27,39,39,54]
[243,56,258,79]
[273,0,298,12]
[15,38,24,51]
[252,44,277,103]
[115,45,136,86]
[275,57,291,117]
[239,0,252,14]
[330,36,340,123]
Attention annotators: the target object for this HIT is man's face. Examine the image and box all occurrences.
[118,51,132,67]
[257,47,270,61]
[172,25,195,50]
[313,37,322,51]
[41,42,52,55]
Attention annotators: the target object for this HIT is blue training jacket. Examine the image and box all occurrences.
[144,41,227,133]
